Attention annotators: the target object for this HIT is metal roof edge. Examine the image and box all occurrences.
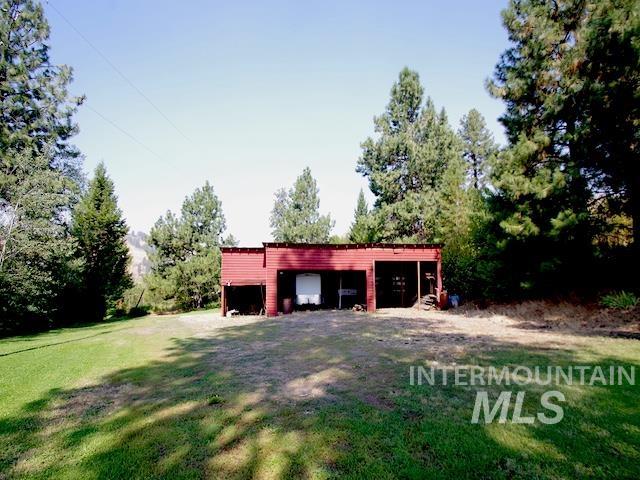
[261,242,443,249]
[220,246,265,252]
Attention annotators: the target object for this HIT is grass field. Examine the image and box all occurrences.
[0,307,639,479]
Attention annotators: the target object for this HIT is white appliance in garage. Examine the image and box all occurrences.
[295,273,322,305]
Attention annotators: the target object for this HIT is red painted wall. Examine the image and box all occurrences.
[221,244,442,316]
[220,248,266,286]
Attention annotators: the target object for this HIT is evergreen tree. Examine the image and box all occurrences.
[328,234,349,244]
[570,0,639,253]
[484,0,636,293]
[222,233,239,247]
[72,163,131,321]
[0,148,80,332]
[354,188,368,219]
[0,0,84,179]
[147,182,228,310]
[348,189,378,243]
[355,68,489,296]
[458,109,496,190]
[0,0,83,332]
[269,188,290,241]
[437,156,483,295]
[438,158,472,245]
[270,167,334,243]
[180,182,226,251]
[357,68,462,241]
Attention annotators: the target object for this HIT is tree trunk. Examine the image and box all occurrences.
[632,168,640,259]
[0,200,20,272]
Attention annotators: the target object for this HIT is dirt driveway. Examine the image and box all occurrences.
[170,305,637,405]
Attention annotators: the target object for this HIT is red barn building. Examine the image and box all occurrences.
[221,243,442,316]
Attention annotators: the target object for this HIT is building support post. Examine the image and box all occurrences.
[366,264,376,312]
[266,269,278,316]
[416,261,421,309]
[221,285,227,317]
[436,256,443,308]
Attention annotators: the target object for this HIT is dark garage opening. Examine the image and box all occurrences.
[277,270,366,312]
[375,261,437,308]
[225,285,266,315]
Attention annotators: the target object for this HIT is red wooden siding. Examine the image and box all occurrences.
[264,244,441,315]
[221,243,442,316]
[220,248,266,286]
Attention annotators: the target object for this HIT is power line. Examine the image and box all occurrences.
[85,103,167,162]
[47,1,193,144]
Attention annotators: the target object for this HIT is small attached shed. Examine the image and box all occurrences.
[221,243,442,316]
[219,247,266,315]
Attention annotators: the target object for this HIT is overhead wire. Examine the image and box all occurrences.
[46,1,196,152]
[84,104,166,162]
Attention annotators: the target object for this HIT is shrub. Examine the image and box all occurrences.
[600,291,639,310]
[111,284,154,317]
[111,307,127,318]
[127,305,151,318]
[208,394,225,405]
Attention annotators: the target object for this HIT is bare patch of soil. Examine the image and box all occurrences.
[164,307,632,409]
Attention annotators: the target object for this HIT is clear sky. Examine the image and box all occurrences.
[45,0,510,246]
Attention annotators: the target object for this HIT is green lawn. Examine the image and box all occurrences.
[0,309,638,479]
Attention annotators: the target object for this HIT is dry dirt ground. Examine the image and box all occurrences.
[173,303,640,404]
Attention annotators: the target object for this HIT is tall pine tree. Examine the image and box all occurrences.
[458,109,496,190]
[570,0,639,255]
[486,0,601,294]
[0,0,83,332]
[0,148,80,332]
[270,167,334,243]
[0,0,84,178]
[348,189,379,243]
[72,163,131,321]
[147,182,229,310]
[489,1,638,254]
[357,68,462,241]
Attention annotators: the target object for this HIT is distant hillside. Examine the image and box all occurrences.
[127,231,152,281]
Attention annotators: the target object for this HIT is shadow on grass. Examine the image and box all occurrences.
[0,314,144,345]
[1,312,639,478]
[0,325,138,357]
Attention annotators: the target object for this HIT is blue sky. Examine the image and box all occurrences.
[45,0,510,246]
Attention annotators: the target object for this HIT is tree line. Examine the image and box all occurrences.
[0,0,132,334]
[268,0,638,300]
[1,0,638,334]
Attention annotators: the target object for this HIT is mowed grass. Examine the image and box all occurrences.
[0,309,639,479]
